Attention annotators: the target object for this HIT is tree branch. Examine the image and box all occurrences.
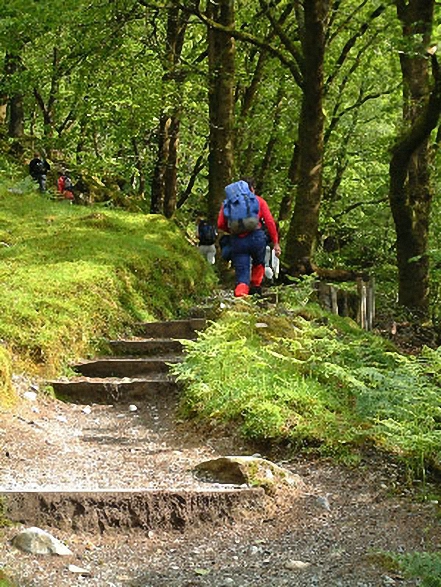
[333,197,388,219]
[257,0,304,74]
[174,1,304,87]
[325,4,386,91]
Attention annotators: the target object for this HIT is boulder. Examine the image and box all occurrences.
[11,527,73,556]
[194,456,304,494]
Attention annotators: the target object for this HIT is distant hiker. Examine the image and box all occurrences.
[264,243,280,282]
[217,178,281,297]
[263,219,280,283]
[196,217,217,265]
[29,153,50,192]
[57,170,75,202]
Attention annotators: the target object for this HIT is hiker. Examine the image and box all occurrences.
[217,178,281,297]
[263,219,280,282]
[265,242,280,282]
[57,170,75,202]
[29,153,50,192]
[196,217,217,265]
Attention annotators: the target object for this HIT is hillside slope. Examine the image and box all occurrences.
[0,185,216,385]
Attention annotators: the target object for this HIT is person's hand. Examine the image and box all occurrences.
[274,243,281,257]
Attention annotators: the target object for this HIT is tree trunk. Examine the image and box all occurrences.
[163,116,180,218]
[151,113,170,214]
[284,0,330,274]
[4,52,24,138]
[150,6,188,216]
[389,0,440,316]
[206,0,235,223]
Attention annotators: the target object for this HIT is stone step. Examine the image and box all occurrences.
[108,338,184,356]
[73,356,181,378]
[1,488,265,532]
[135,318,206,339]
[49,374,176,404]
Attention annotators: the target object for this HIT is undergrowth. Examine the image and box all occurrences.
[390,552,441,586]
[171,284,441,476]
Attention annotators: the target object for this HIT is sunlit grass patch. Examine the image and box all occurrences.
[0,188,216,378]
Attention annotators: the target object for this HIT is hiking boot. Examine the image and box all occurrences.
[249,285,262,296]
[234,283,250,297]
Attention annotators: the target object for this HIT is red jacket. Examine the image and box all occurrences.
[217,195,279,244]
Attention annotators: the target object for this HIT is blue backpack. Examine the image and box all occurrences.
[223,180,260,234]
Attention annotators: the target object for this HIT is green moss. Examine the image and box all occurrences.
[0,346,16,407]
[0,188,217,376]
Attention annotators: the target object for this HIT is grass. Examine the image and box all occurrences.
[0,182,216,381]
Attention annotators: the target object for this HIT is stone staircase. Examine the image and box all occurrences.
[1,317,265,533]
[49,318,205,405]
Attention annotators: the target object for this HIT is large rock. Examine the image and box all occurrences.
[194,456,305,494]
[11,527,73,556]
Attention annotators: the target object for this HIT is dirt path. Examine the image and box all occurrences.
[1,383,440,586]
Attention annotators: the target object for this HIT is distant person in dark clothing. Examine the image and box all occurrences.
[29,153,50,192]
[196,215,217,265]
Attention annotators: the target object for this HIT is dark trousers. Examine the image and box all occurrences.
[32,174,47,192]
[231,229,267,285]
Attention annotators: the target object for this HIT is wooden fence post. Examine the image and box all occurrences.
[357,278,367,330]
[366,276,375,331]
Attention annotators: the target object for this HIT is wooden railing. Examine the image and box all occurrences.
[317,277,375,331]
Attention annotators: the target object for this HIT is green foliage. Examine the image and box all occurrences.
[172,299,441,474]
[0,571,16,587]
[0,184,216,376]
[392,552,441,586]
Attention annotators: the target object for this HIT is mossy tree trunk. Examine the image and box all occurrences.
[389,0,440,316]
[4,52,24,138]
[206,0,235,223]
[284,0,330,274]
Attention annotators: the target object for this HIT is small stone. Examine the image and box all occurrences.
[56,415,68,423]
[23,391,37,401]
[82,406,92,415]
[249,545,259,556]
[284,559,311,570]
[128,404,138,412]
[195,568,211,576]
[316,495,331,511]
[68,564,91,575]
